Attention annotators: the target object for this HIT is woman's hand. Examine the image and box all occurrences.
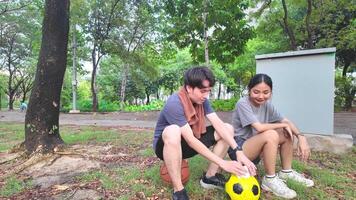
[297,135,311,161]
[283,124,293,139]
[236,151,256,176]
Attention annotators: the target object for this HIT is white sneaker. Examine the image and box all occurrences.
[261,176,297,199]
[278,170,314,187]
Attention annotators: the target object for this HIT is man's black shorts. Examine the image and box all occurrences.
[155,126,216,160]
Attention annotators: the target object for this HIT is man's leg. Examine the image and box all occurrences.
[205,123,232,177]
[162,125,184,192]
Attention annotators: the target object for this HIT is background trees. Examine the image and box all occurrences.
[0,0,354,111]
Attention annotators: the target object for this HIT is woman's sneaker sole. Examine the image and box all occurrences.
[261,183,297,199]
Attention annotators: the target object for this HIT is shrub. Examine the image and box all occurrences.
[123,100,164,112]
[211,98,238,111]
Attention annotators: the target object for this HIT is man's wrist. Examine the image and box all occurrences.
[232,145,243,152]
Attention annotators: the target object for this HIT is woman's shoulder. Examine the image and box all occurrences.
[236,96,249,105]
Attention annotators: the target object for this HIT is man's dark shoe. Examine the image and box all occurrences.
[200,172,227,189]
[172,188,189,200]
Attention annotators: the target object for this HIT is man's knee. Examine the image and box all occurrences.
[162,125,181,145]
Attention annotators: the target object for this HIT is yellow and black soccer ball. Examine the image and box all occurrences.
[225,174,260,200]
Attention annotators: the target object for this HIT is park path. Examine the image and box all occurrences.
[0,110,355,143]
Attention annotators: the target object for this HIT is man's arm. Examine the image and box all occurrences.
[206,112,238,148]
[180,123,247,176]
[206,112,256,175]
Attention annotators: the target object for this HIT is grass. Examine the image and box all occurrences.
[0,121,355,199]
[0,176,31,197]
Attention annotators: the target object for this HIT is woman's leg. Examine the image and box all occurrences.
[276,128,294,170]
[242,130,279,175]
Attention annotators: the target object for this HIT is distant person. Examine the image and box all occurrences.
[229,73,314,199]
[20,102,27,112]
[153,66,256,200]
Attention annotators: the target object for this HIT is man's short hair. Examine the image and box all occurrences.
[183,66,215,88]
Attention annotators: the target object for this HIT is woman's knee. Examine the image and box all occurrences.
[262,130,279,144]
[162,125,181,145]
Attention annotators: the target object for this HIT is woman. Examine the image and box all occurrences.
[229,74,314,199]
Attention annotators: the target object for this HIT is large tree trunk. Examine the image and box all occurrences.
[281,0,297,50]
[25,0,70,154]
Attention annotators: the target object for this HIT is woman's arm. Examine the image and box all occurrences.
[281,118,311,161]
[251,121,289,133]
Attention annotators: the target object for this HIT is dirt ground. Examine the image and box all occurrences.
[0,110,355,199]
[1,110,355,143]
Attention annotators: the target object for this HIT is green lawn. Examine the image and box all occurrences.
[0,122,355,199]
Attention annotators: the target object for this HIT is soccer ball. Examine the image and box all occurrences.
[225,174,260,200]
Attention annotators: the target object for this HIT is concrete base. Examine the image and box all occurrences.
[301,133,353,154]
[69,110,80,114]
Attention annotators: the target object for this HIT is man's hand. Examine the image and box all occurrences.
[297,135,311,161]
[220,160,249,176]
[236,151,256,176]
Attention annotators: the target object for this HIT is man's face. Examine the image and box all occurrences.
[187,80,211,104]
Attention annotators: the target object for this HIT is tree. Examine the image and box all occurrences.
[0,13,30,110]
[25,0,70,153]
[85,0,121,112]
[106,0,159,108]
[163,0,253,65]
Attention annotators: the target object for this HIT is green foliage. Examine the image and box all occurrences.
[211,98,238,111]
[163,0,254,64]
[334,72,356,111]
[0,176,30,197]
[123,100,163,112]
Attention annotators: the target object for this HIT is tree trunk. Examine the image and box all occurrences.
[145,91,150,105]
[91,46,99,112]
[217,82,222,100]
[119,64,128,110]
[203,0,209,66]
[24,0,70,154]
[8,91,14,110]
[281,0,297,50]
[342,59,350,77]
[156,90,160,100]
[305,0,313,48]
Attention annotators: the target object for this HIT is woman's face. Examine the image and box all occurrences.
[249,82,272,106]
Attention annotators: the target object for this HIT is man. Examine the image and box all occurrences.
[153,66,256,200]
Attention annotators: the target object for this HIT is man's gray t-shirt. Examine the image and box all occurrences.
[232,96,283,139]
[153,93,214,150]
